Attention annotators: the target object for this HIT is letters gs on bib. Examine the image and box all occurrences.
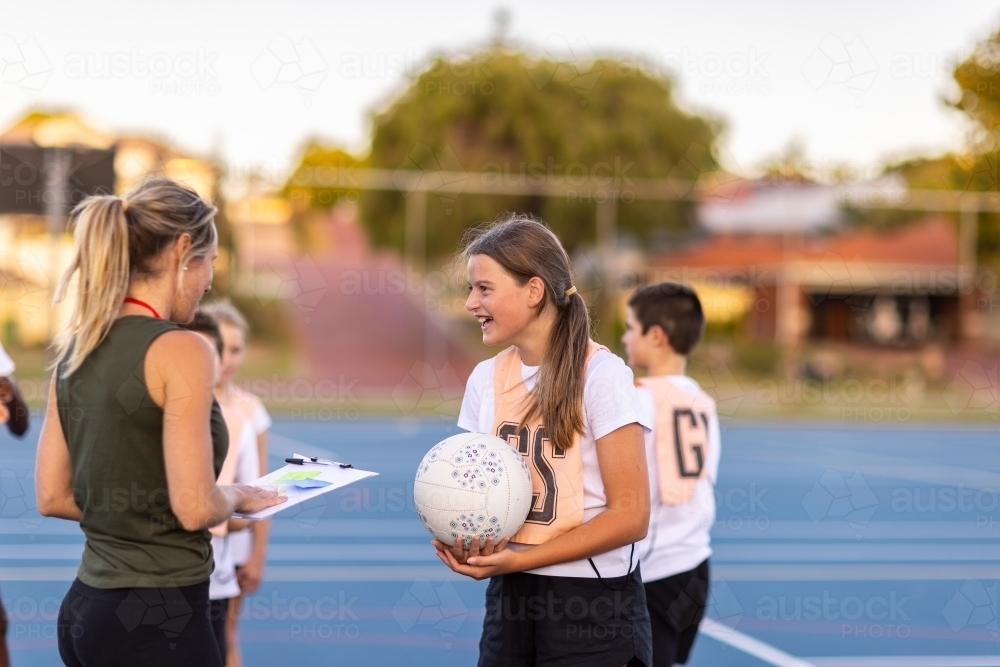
[497,422,561,525]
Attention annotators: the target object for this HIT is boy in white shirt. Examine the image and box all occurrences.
[621,282,720,667]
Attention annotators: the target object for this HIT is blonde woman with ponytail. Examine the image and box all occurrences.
[434,215,654,667]
[34,178,285,667]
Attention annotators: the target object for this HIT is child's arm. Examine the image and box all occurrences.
[435,422,650,579]
[228,518,251,532]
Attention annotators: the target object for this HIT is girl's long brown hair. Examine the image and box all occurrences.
[463,214,590,450]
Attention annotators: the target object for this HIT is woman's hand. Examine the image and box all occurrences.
[0,400,8,424]
[234,484,286,514]
[432,536,517,580]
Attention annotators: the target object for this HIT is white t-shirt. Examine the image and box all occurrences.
[210,416,260,600]
[458,348,651,578]
[250,398,272,436]
[228,391,270,567]
[209,532,240,600]
[635,376,721,582]
[0,343,15,377]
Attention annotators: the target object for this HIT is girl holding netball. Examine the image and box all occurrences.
[433,215,654,667]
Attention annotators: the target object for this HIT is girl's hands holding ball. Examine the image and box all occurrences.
[432,535,518,580]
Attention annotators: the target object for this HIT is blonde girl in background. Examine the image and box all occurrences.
[177,311,260,665]
[201,300,271,667]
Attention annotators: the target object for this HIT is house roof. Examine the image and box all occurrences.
[1,111,114,149]
[697,176,908,234]
[654,217,959,280]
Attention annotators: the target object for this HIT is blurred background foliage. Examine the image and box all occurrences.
[284,49,721,261]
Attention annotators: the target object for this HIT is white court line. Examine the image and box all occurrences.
[807,657,1000,666]
[700,617,816,667]
[0,544,82,559]
[264,565,464,581]
[2,518,997,540]
[0,567,78,581]
[713,563,1000,581]
[713,542,1000,562]
[712,521,1000,541]
[8,543,997,567]
[0,565,464,582]
[4,562,1000,581]
[0,543,439,562]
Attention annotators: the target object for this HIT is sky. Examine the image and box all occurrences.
[1,0,997,187]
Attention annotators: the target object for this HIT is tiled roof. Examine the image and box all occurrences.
[655,218,958,272]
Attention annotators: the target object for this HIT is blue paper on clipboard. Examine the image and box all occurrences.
[288,478,331,489]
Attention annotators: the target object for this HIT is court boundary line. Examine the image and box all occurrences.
[805,657,1000,666]
[700,617,817,667]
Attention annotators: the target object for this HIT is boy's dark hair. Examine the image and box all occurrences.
[180,311,223,357]
[627,282,705,355]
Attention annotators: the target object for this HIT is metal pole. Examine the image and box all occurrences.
[45,148,70,343]
[959,205,980,344]
[596,195,617,345]
[403,189,443,369]
[404,190,427,273]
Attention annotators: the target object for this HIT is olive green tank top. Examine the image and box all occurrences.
[56,316,228,589]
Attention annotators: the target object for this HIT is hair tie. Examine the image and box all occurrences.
[565,285,577,296]
[119,197,129,214]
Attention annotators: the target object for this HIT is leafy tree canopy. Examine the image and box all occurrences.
[285,49,721,259]
[952,27,1000,140]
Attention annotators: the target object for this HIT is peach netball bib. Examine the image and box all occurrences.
[492,341,604,545]
[637,376,716,505]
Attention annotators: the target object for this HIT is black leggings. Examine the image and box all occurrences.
[58,578,222,667]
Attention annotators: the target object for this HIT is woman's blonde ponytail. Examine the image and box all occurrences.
[53,197,131,376]
[52,178,217,377]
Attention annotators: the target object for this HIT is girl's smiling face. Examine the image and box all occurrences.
[465,254,539,347]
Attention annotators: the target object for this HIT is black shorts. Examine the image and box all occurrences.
[58,578,222,667]
[478,565,653,667]
[643,559,710,666]
[209,598,230,664]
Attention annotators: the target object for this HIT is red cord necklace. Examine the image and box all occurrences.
[123,297,161,319]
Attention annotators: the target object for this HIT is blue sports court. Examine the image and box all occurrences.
[1,418,997,666]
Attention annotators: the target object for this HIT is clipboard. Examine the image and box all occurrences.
[232,453,378,520]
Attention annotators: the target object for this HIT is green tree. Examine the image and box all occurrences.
[853,31,1000,265]
[287,50,721,260]
[953,27,1000,140]
[282,141,362,247]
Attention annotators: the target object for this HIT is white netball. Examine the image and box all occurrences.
[414,432,533,549]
